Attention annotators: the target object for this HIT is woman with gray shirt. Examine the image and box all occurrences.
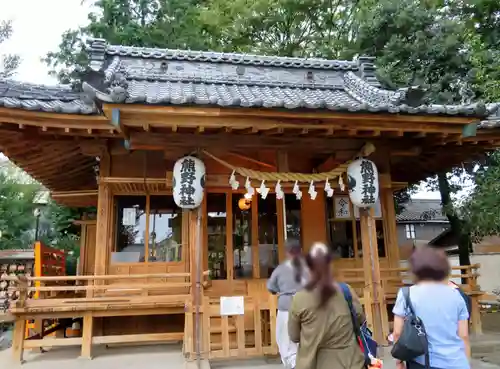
[267,240,308,369]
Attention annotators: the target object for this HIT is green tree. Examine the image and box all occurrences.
[45,0,208,85]
[198,0,366,58]
[463,152,500,241]
[0,162,40,249]
[0,20,20,78]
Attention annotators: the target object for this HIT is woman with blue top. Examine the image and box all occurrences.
[392,247,470,369]
[267,239,308,369]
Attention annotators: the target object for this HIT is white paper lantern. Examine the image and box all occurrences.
[173,156,206,209]
[346,158,379,208]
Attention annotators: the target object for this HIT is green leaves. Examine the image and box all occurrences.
[0,20,20,78]
[462,150,500,241]
[0,168,40,250]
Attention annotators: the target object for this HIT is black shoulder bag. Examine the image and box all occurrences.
[390,287,430,369]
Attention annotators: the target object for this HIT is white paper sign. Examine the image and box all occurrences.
[334,196,352,219]
[122,208,137,226]
[220,296,244,316]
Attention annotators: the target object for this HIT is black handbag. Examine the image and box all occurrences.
[391,287,430,369]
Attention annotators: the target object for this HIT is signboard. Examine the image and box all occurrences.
[122,207,137,226]
[220,296,244,316]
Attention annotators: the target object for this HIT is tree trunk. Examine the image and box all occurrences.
[437,172,471,268]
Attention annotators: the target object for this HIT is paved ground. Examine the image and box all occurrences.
[1,312,500,369]
[0,342,499,369]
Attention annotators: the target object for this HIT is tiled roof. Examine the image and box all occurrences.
[0,38,498,118]
[479,108,500,129]
[396,199,448,222]
[0,249,34,260]
[80,38,497,117]
[0,79,96,114]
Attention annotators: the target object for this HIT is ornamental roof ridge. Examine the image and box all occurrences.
[85,37,368,71]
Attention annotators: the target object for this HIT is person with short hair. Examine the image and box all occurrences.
[288,242,365,369]
[392,246,470,369]
[267,240,308,369]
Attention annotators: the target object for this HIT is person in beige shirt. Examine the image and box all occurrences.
[288,242,365,369]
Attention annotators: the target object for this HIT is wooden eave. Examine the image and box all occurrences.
[1,103,499,192]
[101,104,478,138]
[0,108,115,136]
[51,190,98,207]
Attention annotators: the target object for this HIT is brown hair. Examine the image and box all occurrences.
[410,246,451,282]
[305,243,335,307]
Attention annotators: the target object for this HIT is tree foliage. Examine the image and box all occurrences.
[198,0,368,58]
[0,20,20,78]
[44,0,208,85]
[0,169,39,250]
[463,151,500,241]
[0,161,85,269]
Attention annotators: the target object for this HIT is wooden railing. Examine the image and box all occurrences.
[2,272,210,362]
[183,295,279,360]
[336,264,481,297]
[336,264,483,335]
[5,272,200,314]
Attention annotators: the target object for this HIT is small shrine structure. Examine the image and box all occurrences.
[0,38,496,362]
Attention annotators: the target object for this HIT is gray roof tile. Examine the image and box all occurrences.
[479,106,500,128]
[80,39,497,117]
[396,199,448,222]
[0,38,499,119]
[0,79,96,114]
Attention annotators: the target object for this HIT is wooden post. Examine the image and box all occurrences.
[94,182,111,276]
[81,313,94,359]
[276,151,288,261]
[469,265,482,334]
[360,207,384,342]
[380,174,399,267]
[226,192,234,280]
[251,195,260,278]
[11,318,26,363]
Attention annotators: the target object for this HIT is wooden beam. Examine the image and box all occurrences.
[136,131,394,151]
[227,152,276,169]
[102,104,478,124]
[315,155,339,172]
[117,113,465,134]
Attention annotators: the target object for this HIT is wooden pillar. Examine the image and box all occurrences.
[380,174,400,267]
[276,151,288,261]
[226,193,234,280]
[78,222,87,276]
[301,190,327,254]
[81,313,94,359]
[189,210,199,293]
[94,182,111,277]
[11,318,26,363]
[360,207,385,342]
[251,195,260,278]
[94,152,111,277]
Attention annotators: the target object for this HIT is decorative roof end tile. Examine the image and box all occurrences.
[86,38,109,72]
[357,56,380,87]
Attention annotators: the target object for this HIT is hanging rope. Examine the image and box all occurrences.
[202,143,375,183]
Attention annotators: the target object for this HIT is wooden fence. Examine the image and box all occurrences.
[3,272,205,362]
[337,264,483,336]
[184,295,279,360]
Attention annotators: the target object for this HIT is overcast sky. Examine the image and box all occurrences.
[0,0,450,199]
[0,0,92,85]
